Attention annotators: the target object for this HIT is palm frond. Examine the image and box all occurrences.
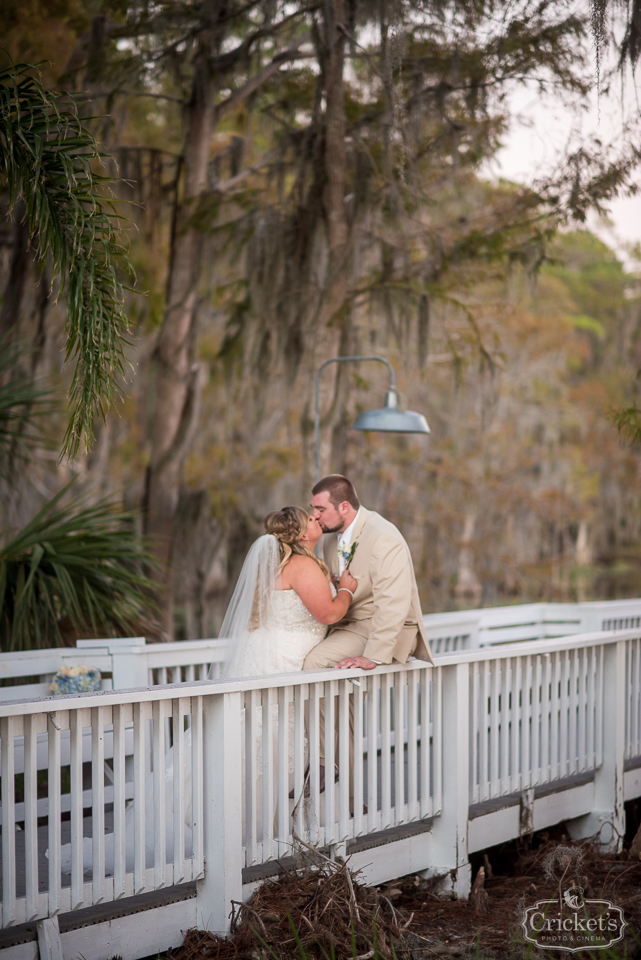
[0,62,133,459]
[0,486,157,651]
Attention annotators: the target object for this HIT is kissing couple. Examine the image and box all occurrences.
[218,474,434,681]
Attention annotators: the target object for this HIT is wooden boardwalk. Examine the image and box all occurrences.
[1,610,640,960]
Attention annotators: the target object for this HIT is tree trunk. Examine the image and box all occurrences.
[144,16,218,638]
[0,201,30,339]
[319,0,349,327]
[304,0,352,488]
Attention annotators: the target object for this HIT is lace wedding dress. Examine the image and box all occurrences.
[225,586,331,678]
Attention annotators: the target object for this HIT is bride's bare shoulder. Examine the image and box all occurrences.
[286,554,317,570]
[284,554,322,581]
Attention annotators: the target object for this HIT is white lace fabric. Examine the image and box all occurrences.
[225,587,332,678]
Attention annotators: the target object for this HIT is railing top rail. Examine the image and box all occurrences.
[1,626,639,716]
[77,637,228,654]
[434,627,640,664]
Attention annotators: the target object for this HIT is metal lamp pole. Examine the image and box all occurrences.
[314,355,396,482]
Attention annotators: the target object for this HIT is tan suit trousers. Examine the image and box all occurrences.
[303,626,417,807]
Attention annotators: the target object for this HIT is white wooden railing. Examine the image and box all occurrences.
[2,599,641,705]
[0,638,229,703]
[1,626,640,952]
[425,598,641,654]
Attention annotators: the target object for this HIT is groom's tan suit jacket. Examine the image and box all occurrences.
[321,506,433,665]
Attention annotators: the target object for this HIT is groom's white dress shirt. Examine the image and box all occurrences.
[337,509,382,663]
[337,509,361,574]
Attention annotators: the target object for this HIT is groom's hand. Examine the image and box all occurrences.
[336,656,377,670]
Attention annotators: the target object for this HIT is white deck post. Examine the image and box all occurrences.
[77,637,148,690]
[36,917,63,960]
[566,640,625,850]
[196,691,243,935]
[424,661,471,897]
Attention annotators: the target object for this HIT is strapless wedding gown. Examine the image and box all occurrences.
[225,587,331,678]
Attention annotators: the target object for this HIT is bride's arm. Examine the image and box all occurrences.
[285,557,357,624]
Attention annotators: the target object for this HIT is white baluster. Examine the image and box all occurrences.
[530,656,540,786]
[587,647,595,769]
[323,679,336,844]
[338,678,351,837]
[469,662,479,803]
[381,676,392,805]
[479,661,488,801]
[133,702,147,892]
[91,706,106,903]
[24,714,38,920]
[406,669,419,821]
[172,698,188,882]
[112,704,127,899]
[152,700,167,887]
[261,687,275,859]
[367,674,379,834]
[308,681,322,845]
[541,654,551,783]
[489,661,500,798]
[47,712,62,915]
[595,645,604,768]
[550,652,560,780]
[277,686,290,857]
[69,710,85,909]
[431,667,442,817]
[499,658,510,794]
[350,677,364,836]
[245,690,258,864]
[577,648,587,772]
[521,655,532,790]
[191,696,204,879]
[568,649,578,775]
[559,651,570,779]
[1,716,16,925]
[394,672,405,822]
[293,684,306,838]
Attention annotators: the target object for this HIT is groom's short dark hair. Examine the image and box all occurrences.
[312,475,360,510]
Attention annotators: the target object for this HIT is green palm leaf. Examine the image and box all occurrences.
[0,62,133,459]
[0,486,157,651]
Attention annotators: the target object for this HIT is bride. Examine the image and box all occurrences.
[58,506,354,876]
[220,505,358,679]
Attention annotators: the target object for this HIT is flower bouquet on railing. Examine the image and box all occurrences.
[50,665,101,695]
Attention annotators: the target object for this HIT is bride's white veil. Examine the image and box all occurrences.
[212,534,281,679]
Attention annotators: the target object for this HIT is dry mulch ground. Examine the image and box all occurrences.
[166,823,641,960]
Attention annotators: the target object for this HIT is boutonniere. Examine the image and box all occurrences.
[341,539,359,570]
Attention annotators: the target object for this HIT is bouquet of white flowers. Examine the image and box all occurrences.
[50,665,101,696]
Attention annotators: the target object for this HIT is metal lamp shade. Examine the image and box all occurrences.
[352,390,430,434]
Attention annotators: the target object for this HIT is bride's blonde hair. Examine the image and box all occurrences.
[264,506,331,581]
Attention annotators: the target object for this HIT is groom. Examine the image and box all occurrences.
[303,474,433,672]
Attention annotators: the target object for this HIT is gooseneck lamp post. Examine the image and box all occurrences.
[314,355,430,481]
